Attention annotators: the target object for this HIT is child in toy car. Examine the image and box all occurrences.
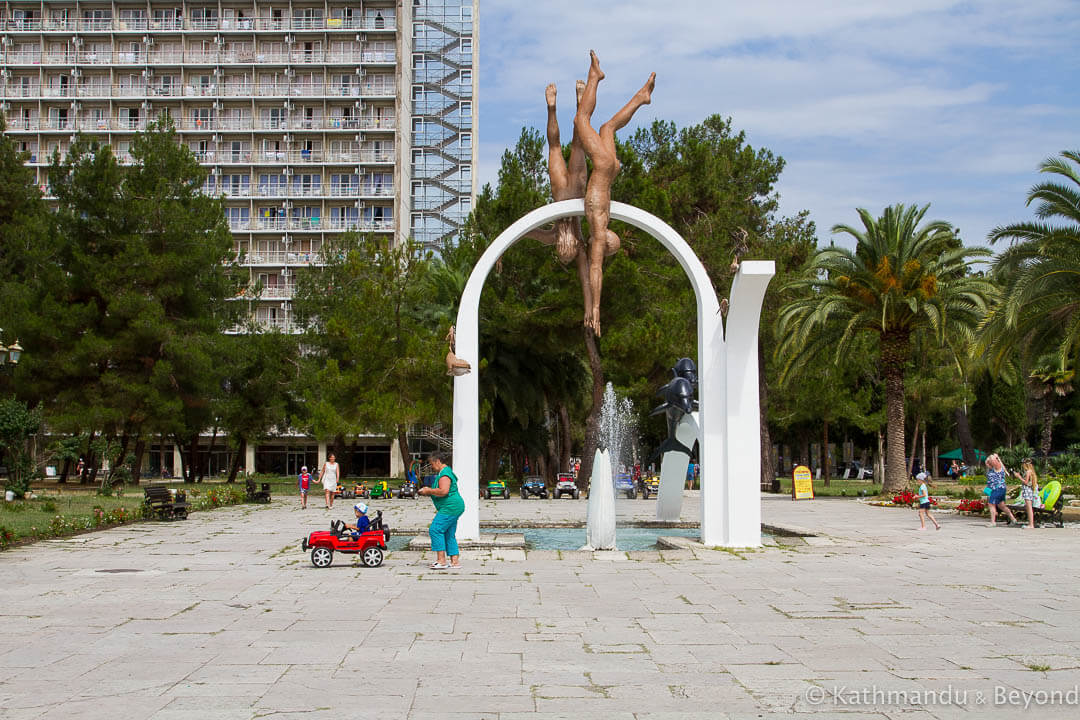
[344,503,371,538]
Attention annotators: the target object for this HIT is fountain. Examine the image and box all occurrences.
[584,383,636,550]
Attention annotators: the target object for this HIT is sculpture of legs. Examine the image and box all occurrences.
[575,51,655,335]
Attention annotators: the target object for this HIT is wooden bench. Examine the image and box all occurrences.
[143,486,190,520]
[245,479,271,503]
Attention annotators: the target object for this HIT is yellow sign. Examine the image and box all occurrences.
[792,465,814,500]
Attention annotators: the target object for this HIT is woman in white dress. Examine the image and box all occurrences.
[320,453,340,509]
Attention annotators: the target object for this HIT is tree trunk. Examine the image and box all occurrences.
[822,420,830,487]
[558,402,572,477]
[397,425,411,478]
[109,431,130,485]
[906,414,920,476]
[59,458,71,484]
[876,431,885,484]
[227,437,244,484]
[920,426,927,479]
[954,407,976,467]
[579,326,604,494]
[187,435,199,483]
[881,331,909,492]
[760,345,778,492]
[1040,394,1054,458]
[201,425,219,481]
[482,437,501,483]
[81,431,96,484]
[131,435,146,485]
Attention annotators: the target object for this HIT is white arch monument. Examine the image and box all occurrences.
[451,199,774,547]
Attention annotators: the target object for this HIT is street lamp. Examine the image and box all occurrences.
[0,331,24,367]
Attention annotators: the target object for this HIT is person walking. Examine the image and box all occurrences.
[1012,459,1041,529]
[984,453,1018,527]
[297,466,312,509]
[319,453,340,510]
[915,471,940,530]
[417,451,464,570]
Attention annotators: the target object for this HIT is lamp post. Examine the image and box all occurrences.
[0,330,24,368]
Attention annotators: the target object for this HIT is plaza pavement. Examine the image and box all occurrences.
[1,491,1079,719]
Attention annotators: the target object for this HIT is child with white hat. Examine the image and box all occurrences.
[345,503,371,538]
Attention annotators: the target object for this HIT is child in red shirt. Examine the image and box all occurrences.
[298,466,312,509]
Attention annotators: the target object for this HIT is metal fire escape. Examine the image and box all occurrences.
[410,1,475,249]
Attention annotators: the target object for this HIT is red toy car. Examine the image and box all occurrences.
[301,511,390,568]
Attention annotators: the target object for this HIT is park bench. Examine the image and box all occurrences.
[143,485,190,520]
[245,479,272,503]
[997,480,1065,528]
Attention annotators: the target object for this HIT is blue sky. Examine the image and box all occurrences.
[476,0,1079,248]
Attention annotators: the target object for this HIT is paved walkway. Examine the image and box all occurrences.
[1,493,1079,718]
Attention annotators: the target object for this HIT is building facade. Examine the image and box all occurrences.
[1,0,478,474]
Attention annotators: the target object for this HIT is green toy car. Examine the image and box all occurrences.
[367,480,392,499]
[481,479,511,499]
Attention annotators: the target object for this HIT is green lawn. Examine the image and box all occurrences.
[776,477,882,497]
[1,480,253,547]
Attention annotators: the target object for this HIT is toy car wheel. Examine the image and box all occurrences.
[541,492,548,499]
[573,490,580,500]
[485,488,491,499]
[521,489,527,499]
[361,546,384,568]
[311,547,333,568]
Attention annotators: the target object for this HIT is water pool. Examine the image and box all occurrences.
[490,526,702,550]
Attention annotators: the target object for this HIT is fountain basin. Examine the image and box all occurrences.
[403,526,774,551]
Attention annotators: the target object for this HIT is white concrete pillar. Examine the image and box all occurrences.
[172,445,183,479]
[317,442,327,470]
[715,261,774,547]
[244,442,255,475]
[390,437,404,478]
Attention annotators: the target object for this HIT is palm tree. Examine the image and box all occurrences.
[980,151,1080,371]
[1029,356,1075,458]
[776,204,993,492]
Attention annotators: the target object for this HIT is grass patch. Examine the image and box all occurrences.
[1,481,253,548]
[1026,663,1051,672]
[776,478,881,497]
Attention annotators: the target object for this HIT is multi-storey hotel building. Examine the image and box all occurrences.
[1,0,477,475]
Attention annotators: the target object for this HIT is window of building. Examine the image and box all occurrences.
[460,133,472,149]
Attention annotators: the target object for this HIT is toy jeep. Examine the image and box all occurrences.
[641,474,660,499]
[302,511,390,568]
[396,475,418,498]
[335,482,367,500]
[367,480,392,499]
[521,475,548,499]
[481,479,510,499]
[554,473,580,499]
[615,472,637,499]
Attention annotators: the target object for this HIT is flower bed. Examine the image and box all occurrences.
[956,498,986,515]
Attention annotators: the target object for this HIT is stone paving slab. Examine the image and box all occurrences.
[2,493,1080,717]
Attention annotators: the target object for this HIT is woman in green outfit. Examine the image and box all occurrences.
[418,451,464,569]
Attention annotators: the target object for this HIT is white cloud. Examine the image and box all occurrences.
[477,0,1079,248]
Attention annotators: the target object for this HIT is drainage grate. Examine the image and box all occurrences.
[95,569,143,574]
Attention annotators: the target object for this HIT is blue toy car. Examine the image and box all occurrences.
[520,475,548,499]
[615,472,637,499]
